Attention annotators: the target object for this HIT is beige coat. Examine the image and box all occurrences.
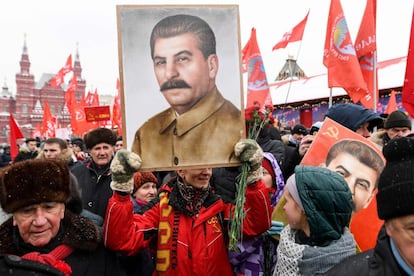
[132,87,243,170]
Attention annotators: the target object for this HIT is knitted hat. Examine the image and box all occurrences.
[377,136,414,220]
[133,172,158,194]
[292,124,308,135]
[262,156,276,181]
[84,127,117,149]
[0,159,71,213]
[326,103,383,131]
[384,110,411,130]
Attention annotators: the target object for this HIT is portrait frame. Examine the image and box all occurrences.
[117,5,245,171]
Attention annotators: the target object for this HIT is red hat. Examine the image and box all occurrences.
[133,172,158,194]
[262,157,276,181]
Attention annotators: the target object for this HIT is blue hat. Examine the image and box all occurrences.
[326,103,383,132]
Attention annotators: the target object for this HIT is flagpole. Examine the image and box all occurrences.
[329,88,333,108]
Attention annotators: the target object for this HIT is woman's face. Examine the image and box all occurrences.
[13,202,65,247]
[283,189,307,231]
[133,182,158,203]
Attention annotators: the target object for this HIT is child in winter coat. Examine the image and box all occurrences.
[274,165,356,275]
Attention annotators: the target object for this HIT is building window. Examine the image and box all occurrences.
[22,104,28,113]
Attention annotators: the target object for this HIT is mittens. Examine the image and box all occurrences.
[110,149,142,193]
[234,139,263,184]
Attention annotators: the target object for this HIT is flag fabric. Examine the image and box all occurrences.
[402,8,414,117]
[92,89,100,106]
[385,90,398,114]
[85,90,93,106]
[50,54,72,88]
[71,99,97,136]
[9,113,24,160]
[323,0,367,103]
[272,10,309,51]
[41,101,57,139]
[349,0,378,109]
[242,28,272,110]
[112,79,123,134]
[65,75,78,112]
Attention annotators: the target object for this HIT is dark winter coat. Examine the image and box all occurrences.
[71,159,113,220]
[0,210,121,275]
[326,226,408,275]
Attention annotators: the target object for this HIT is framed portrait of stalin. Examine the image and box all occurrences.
[117,5,245,171]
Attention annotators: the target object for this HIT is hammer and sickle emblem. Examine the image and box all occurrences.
[207,216,221,233]
[322,126,340,140]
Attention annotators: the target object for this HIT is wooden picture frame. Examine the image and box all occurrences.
[117,5,245,171]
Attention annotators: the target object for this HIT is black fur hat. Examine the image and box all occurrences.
[84,127,117,149]
[0,159,71,213]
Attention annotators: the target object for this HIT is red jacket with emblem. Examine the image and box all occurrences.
[104,179,272,276]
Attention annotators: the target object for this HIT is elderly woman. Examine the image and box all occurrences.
[0,159,121,275]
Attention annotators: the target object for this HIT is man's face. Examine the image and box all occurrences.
[385,215,414,270]
[27,141,37,152]
[177,168,212,189]
[89,143,114,167]
[152,33,218,115]
[13,202,65,247]
[356,122,372,138]
[43,143,62,159]
[325,152,378,212]
[292,133,305,142]
[386,127,411,140]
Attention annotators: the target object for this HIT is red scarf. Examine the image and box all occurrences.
[21,244,74,275]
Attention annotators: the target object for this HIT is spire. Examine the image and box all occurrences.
[73,42,82,78]
[19,33,31,75]
[75,41,80,61]
[23,33,28,55]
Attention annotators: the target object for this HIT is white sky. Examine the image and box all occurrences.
[0,0,412,96]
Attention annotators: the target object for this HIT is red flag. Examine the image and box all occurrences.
[50,54,72,88]
[92,89,100,106]
[403,8,414,117]
[42,101,57,138]
[9,113,24,160]
[65,75,78,112]
[112,79,123,134]
[323,0,367,103]
[71,99,97,136]
[385,90,398,114]
[242,28,272,109]
[272,10,309,51]
[84,90,93,106]
[349,0,378,109]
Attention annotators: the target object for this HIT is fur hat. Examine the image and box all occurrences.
[326,103,383,132]
[0,159,71,213]
[110,149,142,193]
[133,172,158,194]
[84,127,117,149]
[384,110,411,130]
[377,136,414,220]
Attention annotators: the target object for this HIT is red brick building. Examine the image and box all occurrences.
[0,39,86,144]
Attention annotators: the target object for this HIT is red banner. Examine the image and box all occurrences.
[85,106,111,122]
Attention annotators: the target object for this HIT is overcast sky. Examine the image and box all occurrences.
[0,0,412,96]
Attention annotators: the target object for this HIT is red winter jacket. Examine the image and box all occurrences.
[104,179,272,276]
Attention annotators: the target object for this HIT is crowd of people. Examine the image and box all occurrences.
[0,104,412,275]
